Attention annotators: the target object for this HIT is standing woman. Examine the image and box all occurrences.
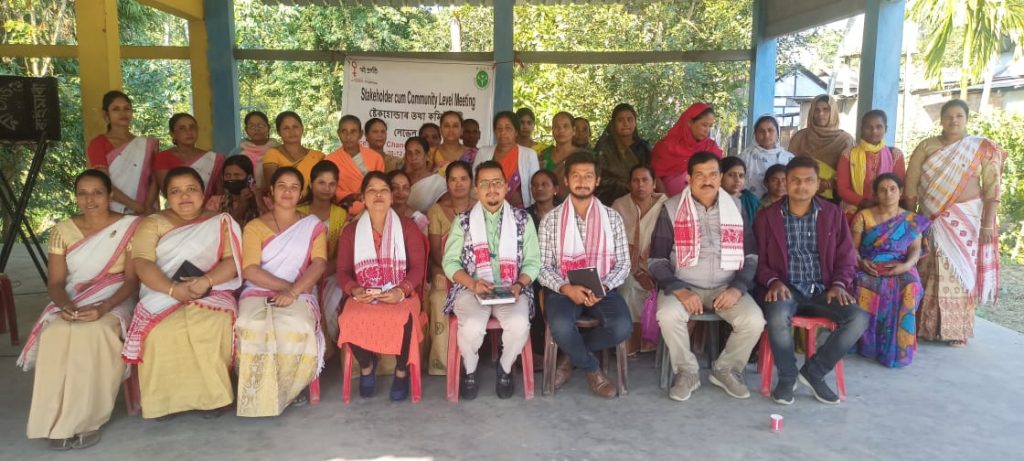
[154,113,226,201]
[851,174,928,367]
[787,94,856,200]
[595,103,653,204]
[539,111,576,196]
[389,170,430,234]
[426,161,476,375]
[19,170,141,450]
[123,167,243,420]
[651,102,723,197]
[474,111,541,208]
[206,155,261,225]
[906,99,1006,347]
[262,111,326,197]
[516,107,548,153]
[735,115,794,198]
[419,123,442,150]
[298,161,348,346]
[432,111,479,174]
[366,118,401,172]
[337,172,427,401]
[404,136,448,213]
[236,167,327,416]
[85,90,159,215]
[836,110,906,219]
[229,111,280,187]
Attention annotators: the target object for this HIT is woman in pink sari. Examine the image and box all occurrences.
[85,90,158,215]
[651,102,723,197]
[125,167,243,419]
[19,170,141,450]
[229,111,280,187]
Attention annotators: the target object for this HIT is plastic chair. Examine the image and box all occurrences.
[445,314,535,402]
[655,311,724,390]
[758,315,846,400]
[539,291,628,397]
[0,273,19,345]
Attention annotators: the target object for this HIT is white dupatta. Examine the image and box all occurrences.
[107,136,156,213]
[17,215,141,371]
[190,151,220,198]
[467,201,519,285]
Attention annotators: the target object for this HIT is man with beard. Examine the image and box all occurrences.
[648,151,765,402]
[755,156,867,405]
[538,152,631,399]
[442,161,540,400]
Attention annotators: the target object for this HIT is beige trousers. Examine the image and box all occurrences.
[452,290,530,374]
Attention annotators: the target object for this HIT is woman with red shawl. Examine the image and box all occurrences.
[650,103,723,197]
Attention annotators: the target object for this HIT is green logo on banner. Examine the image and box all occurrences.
[475,70,489,89]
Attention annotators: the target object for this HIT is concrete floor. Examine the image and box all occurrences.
[1,247,1023,461]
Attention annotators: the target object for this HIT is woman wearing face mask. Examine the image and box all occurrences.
[206,155,260,225]
[651,102,723,197]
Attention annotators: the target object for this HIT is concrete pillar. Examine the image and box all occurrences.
[746,0,777,147]
[205,0,241,154]
[493,0,514,115]
[75,0,123,142]
[858,0,905,146]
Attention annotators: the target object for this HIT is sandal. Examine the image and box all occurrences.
[72,431,101,450]
[201,407,225,419]
[48,438,73,451]
[948,340,968,348]
[290,390,309,407]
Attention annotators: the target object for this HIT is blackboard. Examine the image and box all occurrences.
[0,75,61,142]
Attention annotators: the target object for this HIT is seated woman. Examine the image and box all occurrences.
[154,113,225,201]
[852,173,929,368]
[236,166,327,416]
[389,169,429,234]
[720,156,760,226]
[474,111,542,208]
[759,164,787,209]
[19,170,141,450]
[297,160,348,345]
[206,155,261,225]
[426,161,476,375]
[837,110,906,220]
[123,166,243,420]
[651,102,723,197]
[337,172,426,401]
[403,136,448,214]
[228,110,280,187]
[432,111,478,174]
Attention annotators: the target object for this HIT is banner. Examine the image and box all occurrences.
[342,57,495,158]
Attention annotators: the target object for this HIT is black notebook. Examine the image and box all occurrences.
[567,267,606,298]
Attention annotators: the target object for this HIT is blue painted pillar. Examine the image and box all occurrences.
[205,0,241,154]
[858,0,905,146]
[493,0,514,114]
[746,0,777,147]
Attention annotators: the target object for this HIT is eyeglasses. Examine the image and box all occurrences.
[477,179,506,189]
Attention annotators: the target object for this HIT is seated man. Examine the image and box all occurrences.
[443,161,540,400]
[649,151,765,402]
[538,153,632,399]
[754,156,869,405]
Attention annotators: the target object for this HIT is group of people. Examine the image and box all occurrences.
[18,89,1004,450]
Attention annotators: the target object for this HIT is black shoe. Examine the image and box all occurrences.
[496,365,515,399]
[771,378,797,405]
[389,374,410,402]
[460,370,478,400]
[799,365,839,405]
[359,358,379,398]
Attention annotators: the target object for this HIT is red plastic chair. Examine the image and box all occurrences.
[0,273,19,345]
[758,316,846,400]
[445,314,535,402]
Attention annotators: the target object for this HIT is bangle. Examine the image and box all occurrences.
[205,275,215,287]
[287,288,298,298]
[167,282,176,296]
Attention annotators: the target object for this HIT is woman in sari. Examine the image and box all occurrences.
[124,166,243,420]
[366,118,401,173]
[432,111,478,174]
[837,110,906,220]
[735,115,794,198]
[651,102,723,197]
[720,157,760,227]
[389,170,429,234]
[338,172,427,401]
[474,111,541,208]
[419,123,442,150]
[787,94,856,200]
[906,99,1005,346]
[19,170,140,450]
[539,111,576,198]
[206,155,261,225]
[516,107,548,153]
[262,111,325,197]
[155,113,226,201]
[236,166,327,417]
[228,111,280,187]
[852,173,928,367]
[404,136,448,213]
[595,103,653,204]
[297,161,348,347]
[426,161,476,375]
[86,90,158,215]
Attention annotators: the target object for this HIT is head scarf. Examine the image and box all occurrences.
[787,95,855,168]
[650,102,724,179]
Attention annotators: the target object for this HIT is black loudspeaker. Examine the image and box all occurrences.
[0,75,61,143]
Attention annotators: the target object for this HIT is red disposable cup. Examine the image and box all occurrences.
[770,414,783,432]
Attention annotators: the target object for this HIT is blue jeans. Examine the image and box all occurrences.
[763,287,869,381]
[544,288,632,372]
